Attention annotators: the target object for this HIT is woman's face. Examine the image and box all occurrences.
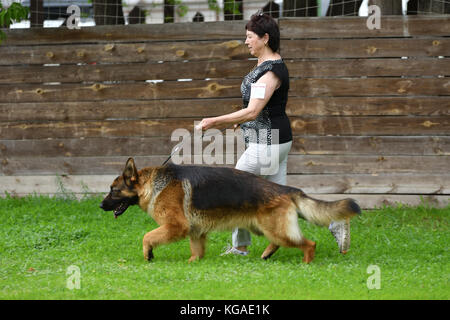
[245,30,266,57]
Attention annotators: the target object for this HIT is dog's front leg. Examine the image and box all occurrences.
[261,243,280,260]
[188,234,207,263]
[142,224,189,261]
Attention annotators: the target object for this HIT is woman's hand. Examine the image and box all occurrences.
[196,118,217,131]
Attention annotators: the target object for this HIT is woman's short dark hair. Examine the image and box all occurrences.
[245,13,280,53]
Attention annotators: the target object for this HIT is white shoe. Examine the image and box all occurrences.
[329,219,351,254]
[220,245,249,256]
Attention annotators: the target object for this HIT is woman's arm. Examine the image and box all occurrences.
[197,71,281,130]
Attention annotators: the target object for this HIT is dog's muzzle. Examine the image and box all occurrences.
[100,196,137,219]
[112,202,129,219]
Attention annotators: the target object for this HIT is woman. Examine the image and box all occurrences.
[197,13,292,255]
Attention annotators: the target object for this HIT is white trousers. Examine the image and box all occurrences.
[232,141,292,248]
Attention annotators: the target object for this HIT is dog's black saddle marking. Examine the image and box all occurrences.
[164,164,298,211]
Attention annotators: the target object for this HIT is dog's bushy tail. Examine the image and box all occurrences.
[293,192,361,227]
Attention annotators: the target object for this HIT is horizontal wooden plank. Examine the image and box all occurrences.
[0,137,174,158]
[0,175,116,194]
[1,97,448,123]
[0,79,242,102]
[0,119,195,139]
[286,97,450,117]
[281,38,450,59]
[286,174,450,194]
[0,60,254,84]
[4,37,449,66]
[2,136,448,158]
[290,78,450,97]
[1,116,449,139]
[279,16,450,39]
[0,37,448,68]
[3,58,449,84]
[1,173,449,195]
[310,194,450,209]
[1,21,248,45]
[287,155,450,174]
[1,78,449,103]
[1,155,448,176]
[291,136,450,156]
[287,58,450,78]
[0,156,169,176]
[3,16,448,46]
[0,40,251,65]
[0,99,240,122]
[289,116,450,136]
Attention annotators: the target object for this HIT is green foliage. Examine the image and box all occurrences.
[0,195,448,299]
[0,2,29,27]
[0,2,29,44]
[164,0,188,18]
[207,0,221,13]
[223,0,241,16]
[176,4,188,18]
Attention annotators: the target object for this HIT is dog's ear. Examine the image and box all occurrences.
[123,157,138,187]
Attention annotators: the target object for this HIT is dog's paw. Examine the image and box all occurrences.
[188,256,200,263]
[145,249,154,262]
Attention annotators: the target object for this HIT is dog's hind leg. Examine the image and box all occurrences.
[143,223,189,261]
[263,230,316,263]
[258,205,316,263]
[189,233,207,263]
[298,239,316,263]
[261,243,279,260]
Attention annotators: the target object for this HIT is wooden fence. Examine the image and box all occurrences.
[0,16,449,208]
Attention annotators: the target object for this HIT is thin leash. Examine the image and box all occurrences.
[161,125,240,166]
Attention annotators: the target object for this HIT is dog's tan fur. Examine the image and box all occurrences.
[100,158,360,263]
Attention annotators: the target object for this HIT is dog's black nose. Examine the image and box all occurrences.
[99,202,104,209]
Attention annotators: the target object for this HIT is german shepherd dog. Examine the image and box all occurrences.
[100,158,361,263]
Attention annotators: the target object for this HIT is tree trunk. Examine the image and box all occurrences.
[93,0,124,25]
[407,0,450,14]
[263,1,280,18]
[407,0,418,14]
[283,0,317,17]
[326,0,363,16]
[164,0,174,23]
[368,0,402,15]
[30,0,44,28]
[129,6,146,24]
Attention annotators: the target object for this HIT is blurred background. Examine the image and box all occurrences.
[2,0,449,28]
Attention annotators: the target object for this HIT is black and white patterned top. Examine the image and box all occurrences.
[240,59,292,146]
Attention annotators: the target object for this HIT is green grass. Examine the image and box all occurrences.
[0,194,448,300]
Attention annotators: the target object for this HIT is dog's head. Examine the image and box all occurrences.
[100,158,140,219]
